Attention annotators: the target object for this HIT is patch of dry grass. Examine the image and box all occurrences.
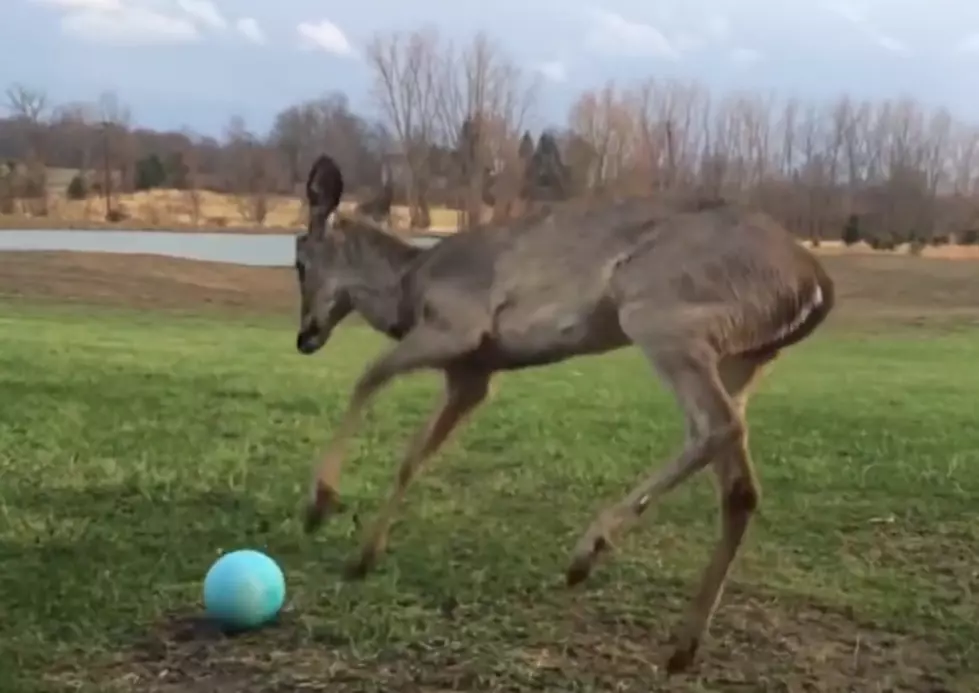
[1,189,467,233]
[803,239,979,260]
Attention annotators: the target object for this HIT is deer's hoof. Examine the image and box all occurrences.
[342,551,376,581]
[665,636,700,676]
[302,485,342,534]
[565,535,608,587]
[565,557,592,586]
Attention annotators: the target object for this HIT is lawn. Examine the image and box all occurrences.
[0,299,977,692]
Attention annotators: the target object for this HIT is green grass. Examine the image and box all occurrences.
[1,305,977,691]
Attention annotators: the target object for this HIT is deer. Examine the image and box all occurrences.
[292,153,836,674]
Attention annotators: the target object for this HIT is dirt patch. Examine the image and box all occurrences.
[818,252,979,327]
[63,592,960,693]
[0,251,294,314]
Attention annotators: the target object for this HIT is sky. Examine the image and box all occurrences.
[4,0,979,137]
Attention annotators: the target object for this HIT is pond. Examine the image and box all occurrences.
[0,229,441,267]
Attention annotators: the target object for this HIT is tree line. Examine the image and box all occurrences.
[2,26,979,245]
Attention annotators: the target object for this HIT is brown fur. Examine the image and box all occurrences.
[293,155,836,676]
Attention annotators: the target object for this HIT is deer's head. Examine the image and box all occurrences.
[294,155,355,355]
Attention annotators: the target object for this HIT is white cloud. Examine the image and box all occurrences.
[60,6,199,45]
[33,0,212,46]
[730,47,762,65]
[584,9,678,60]
[297,19,354,57]
[825,1,865,25]
[176,0,225,30]
[536,60,567,83]
[825,2,909,53]
[236,17,265,45]
[873,34,907,53]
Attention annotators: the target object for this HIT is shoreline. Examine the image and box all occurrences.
[0,215,462,237]
[0,215,300,235]
[4,217,979,261]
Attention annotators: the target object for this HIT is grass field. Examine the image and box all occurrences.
[1,251,978,692]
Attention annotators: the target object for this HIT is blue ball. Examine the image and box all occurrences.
[203,549,285,630]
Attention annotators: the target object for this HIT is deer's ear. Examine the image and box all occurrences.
[305,154,344,217]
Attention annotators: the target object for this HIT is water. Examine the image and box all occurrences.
[0,229,441,267]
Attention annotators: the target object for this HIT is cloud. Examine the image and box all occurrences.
[175,0,225,31]
[872,35,907,53]
[584,9,679,60]
[824,2,909,53]
[60,5,199,45]
[730,47,762,65]
[297,19,354,57]
[33,0,207,45]
[236,17,265,45]
[536,60,567,83]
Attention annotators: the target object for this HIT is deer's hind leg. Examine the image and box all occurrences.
[566,325,771,672]
[566,340,740,585]
[664,351,772,674]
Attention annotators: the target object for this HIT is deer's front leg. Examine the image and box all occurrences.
[344,368,490,579]
[302,356,392,533]
[303,326,480,534]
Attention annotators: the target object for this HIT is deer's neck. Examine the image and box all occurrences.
[345,230,421,340]
[349,276,412,340]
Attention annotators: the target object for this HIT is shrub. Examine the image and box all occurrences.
[105,207,128,223]
[958,229,979,245]
[67,174,88,201]
[841,214,861,246]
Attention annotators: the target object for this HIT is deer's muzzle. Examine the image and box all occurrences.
[296,323,328,355]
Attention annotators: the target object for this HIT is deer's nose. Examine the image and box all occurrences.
[296,327,319,354]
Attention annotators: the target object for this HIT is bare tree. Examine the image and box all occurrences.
[177,128,203,226]
[568,82,641,196]
[432,32,539,227]
[224,116,279,226]
[270,93,385,196]
[51,101,98,174]
[364,28,442,228]
[5,83,50,215]
[96,90,132,221]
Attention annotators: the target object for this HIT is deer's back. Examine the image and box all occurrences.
[403,201,831,368]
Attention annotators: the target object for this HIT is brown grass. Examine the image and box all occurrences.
[0,251,293,314]
[1,189,466,233]
[802,239,979,260]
